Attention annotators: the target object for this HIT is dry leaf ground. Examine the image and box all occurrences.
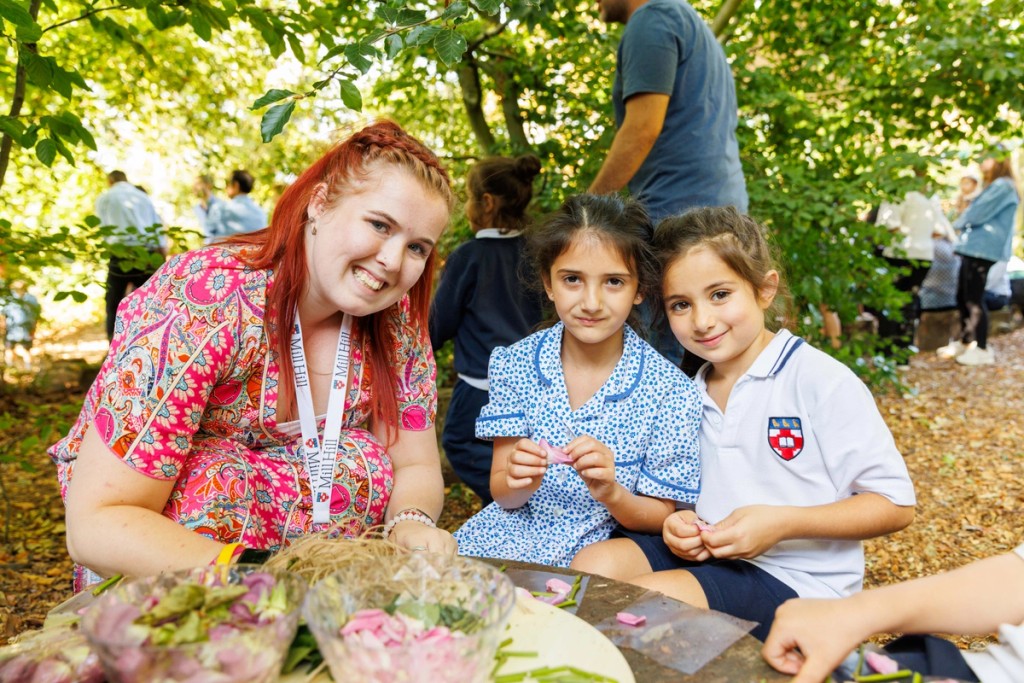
[2,326,1022,652]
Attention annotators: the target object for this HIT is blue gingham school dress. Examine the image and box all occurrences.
[454,323,701,567]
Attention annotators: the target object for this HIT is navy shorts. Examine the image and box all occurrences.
[612,528,799,641]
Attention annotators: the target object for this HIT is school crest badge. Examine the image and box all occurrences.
[767,417,803,461]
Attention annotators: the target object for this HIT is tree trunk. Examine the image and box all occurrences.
[458,58,495,154]
[494,66,531,153]
[0,0,43,192]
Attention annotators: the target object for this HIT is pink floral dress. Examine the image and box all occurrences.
[49,246,436,586]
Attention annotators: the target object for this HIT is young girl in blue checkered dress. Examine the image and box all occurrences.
[453,194,701,567]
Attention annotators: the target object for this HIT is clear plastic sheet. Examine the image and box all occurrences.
[594,590,756,675]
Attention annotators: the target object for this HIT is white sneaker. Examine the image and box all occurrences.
[936,341,966,359]
[955,344,994,366]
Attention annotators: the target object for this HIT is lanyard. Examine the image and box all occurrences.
[290,308,353,525]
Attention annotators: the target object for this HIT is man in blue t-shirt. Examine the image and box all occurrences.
[589,0,748,220]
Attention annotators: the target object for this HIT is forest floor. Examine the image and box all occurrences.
[1,322,1021,652]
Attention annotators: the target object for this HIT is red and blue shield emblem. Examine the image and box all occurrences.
[768,417,803,461]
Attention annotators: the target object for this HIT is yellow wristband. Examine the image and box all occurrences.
[214,542,244,566]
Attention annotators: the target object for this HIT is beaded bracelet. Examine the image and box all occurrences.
[382,508,436,540]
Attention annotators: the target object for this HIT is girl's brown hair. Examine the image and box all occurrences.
[653,206,791,330]
[226,121,454,437]
[467,154,542,233]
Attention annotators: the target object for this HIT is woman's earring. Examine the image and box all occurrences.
[310,219,318,236]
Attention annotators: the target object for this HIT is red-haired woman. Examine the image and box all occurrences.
[51,122,458,590]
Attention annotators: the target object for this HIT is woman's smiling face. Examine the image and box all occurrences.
[303,163,449,321]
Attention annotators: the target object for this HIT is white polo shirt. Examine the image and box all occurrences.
[694,329,916,599]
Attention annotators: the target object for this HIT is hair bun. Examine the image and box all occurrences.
[513,154,542,181]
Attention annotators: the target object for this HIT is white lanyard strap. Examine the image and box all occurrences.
[290,309,353,525]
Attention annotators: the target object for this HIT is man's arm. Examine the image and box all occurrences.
[588,93,670,196]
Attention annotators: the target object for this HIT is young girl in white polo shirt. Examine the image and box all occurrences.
[575,206,916,641]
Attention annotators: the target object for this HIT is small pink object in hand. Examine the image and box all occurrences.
[616,611,646,627]
[538,439,573,465]
[694,519,716,533]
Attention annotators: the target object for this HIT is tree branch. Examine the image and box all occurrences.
[41,3,131,35]
[711,0,745,41]
[0,0,43,192]
[457,55,496,153]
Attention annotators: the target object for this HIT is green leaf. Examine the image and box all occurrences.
[146,4,170,30]
[375,6,398,25]
[433,29,467,66]
[70,290,87,303]
[339,79,362,111]
[474,0,503,13]
[441,1,468,21]
[396,9,426,25]
[405,25,440,47]
[0,0,33,27]
[22,52,53,88]
[385,33,403,59]
[35,138,57,166]
[344,42,378,74]
[0,116,24,144]
[15,20,42,42]
[51,135,74,164]
[286,33,306,63]
[250,88,295,110]
[190,12,212,41]
[260,101,295,142]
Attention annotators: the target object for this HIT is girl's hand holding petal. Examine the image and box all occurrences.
[567,436,617,502]
[389,521,458,556]
[702,504,785,559]
[663,510,711,561]
[506,438,548,490]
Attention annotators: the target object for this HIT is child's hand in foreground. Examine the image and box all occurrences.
[663,509,711,561]
[762,596,872,683]
[566,436,617,503]
[701,504,787,559]
[505,438,549,490]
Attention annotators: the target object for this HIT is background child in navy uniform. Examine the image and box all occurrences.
[454,194,701,567]
[429,155,545,504]
[586,206,915,641]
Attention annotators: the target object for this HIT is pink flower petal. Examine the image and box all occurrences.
[694,519,716,532]
[865,651,901,674]
[538,439,573,465]
[616,611,647,627]
[545,578,573,595]
[340,608,390,636]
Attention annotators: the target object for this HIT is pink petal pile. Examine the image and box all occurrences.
[331,609,485,683]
